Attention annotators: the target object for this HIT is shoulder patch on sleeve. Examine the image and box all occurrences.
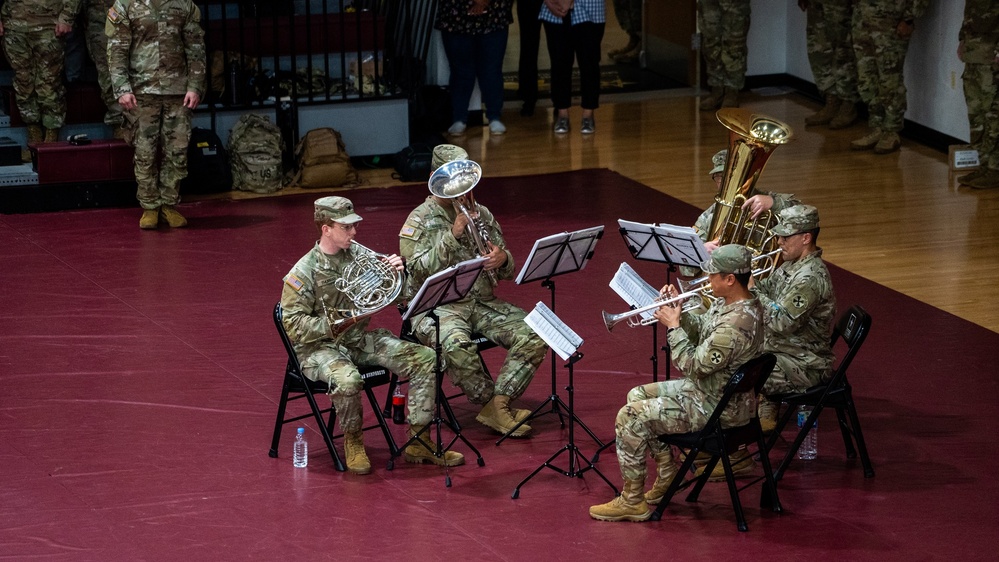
[399,222,421,240]
[284,273,305,292]
[107,6,121,23]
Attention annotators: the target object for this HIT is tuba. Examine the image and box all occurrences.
[428,159,498,285]
[705,108,793,275]
[319,241,403,334]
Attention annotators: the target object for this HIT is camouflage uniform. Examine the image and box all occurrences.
[399,196,548,405]
[697,0,751,90]
[86,0,123,127]
[281,242,437,432]
[753,249,835,394]
[805,0,859,103]
[961,0,999,173]
[692,192,802,244]
[0,0,81,129]
[851,0,928,134]
[106,0,205,210]
[614,295,764,481]
[612,0,642,37]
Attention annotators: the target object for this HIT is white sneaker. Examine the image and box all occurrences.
[448,121,467,136]
[489,120,506,135]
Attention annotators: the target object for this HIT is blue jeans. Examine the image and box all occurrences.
[441,28,509,123]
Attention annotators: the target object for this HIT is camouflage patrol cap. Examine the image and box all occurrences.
[700,244,753,275]
[709,149,728,175]
[314,196,363,224]
[771,204,820,236]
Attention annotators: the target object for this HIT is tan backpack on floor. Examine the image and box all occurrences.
[290,128,360,188]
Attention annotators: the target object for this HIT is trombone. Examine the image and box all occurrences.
[601,286,709,332]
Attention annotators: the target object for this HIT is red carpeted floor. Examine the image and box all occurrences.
[1,169,996,559]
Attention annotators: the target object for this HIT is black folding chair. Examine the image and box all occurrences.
[650,353,782,532]
[268,303,398,471]
[766,305,874,480]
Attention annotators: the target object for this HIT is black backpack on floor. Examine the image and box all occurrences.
[181,128,232,193]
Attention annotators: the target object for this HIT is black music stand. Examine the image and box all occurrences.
[591,220,710,463]
[387,257,487,487]
[512,302,618,498]
[617,219,708,382]
[497,225,605,446]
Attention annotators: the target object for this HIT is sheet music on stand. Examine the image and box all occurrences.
[515,225,604,285]
[618,219,709,267]
[525,302,583,361]
[401,257,487,321]
[609,262,661,324]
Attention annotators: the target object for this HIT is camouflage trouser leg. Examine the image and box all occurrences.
[963,62,999,170]
[86,5,124,128]
[471,300,547,401]
[805,0,858,102]
[300,344,368,433]
[130,94,191,209]
[351,329,437,427]
[612,0,644,36]
[697,0,750,90]
[852,8,910,132]
[416,311,496,405]
[616,381,702,482]
[2,29,67,128]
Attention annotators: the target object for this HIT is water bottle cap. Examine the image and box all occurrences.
[297,427,305,433]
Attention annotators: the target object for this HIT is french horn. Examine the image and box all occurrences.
[319,241,403,334]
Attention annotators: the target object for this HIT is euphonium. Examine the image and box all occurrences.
[705,108,793,259]
[319,241,403,334]
[428,159,498,285]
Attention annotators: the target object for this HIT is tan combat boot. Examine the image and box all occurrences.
[139,208,160,230]
[644,451,679,505]
[699,87,725,111]
[344,431,372,475]
[608,33,640,59]
[873,131,901,154]
[968,169,999,190]
[758,395,778,434]
[403,425,465,467]
[476,395,531,437]
[589,479,653,522]
[828,101,858,129]
[804,94,841,126]
[159,205,188,228]
[695,447,756,482]
[958,168,987,186]
[23,124,43,162]
[850,128,883,151]
[43,127,60,143]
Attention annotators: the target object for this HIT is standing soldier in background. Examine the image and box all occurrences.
[799,0,859,130]
[106,0,205,230]
[86,0,124,138]
[958,0,999,190]
[607,0,642,64]
[697,0,751,111]
[0,0,80,162]
[849,0,928,155]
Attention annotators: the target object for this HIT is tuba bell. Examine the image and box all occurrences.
[319,241,403,334]
[705,108,793,267]
[428,159,498,285]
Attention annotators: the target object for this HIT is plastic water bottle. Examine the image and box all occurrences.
[293,427,308,468]
[392,384,406,425]
[797,406,817,460]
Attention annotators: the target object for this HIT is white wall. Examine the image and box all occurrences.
[748,0,970,142]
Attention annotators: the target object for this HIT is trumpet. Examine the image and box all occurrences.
[428,159,498,285]
[601,286,710,332]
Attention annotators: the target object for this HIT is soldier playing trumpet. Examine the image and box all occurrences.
[282,196,464,475]
[399,163,548,439]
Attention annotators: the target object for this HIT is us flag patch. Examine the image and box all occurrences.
[399,224,417,238]
[284,273,304,291]
[107,6,121,23]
